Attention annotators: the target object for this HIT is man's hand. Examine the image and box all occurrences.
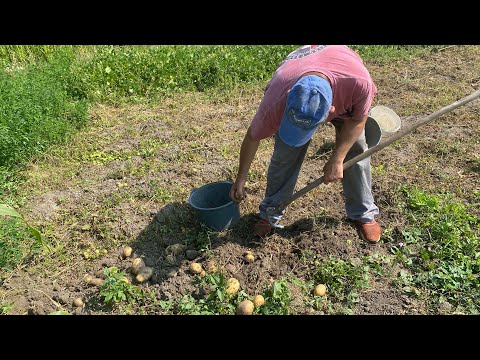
[323,157,344,184]
[229,179,247,203]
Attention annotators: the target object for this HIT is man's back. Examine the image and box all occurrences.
[250,45,377,141]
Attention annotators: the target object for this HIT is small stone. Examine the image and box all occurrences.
[165,244,187,256]
[101,259,115,267]
[95,270,107,279]
[225,264,236,273]
[166,269,177,278]
[185,250,200,260]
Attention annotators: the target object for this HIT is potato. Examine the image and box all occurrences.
[205,261,218,273]
[89,278,104,286]
[314,284,327,297]
[244,253,255,263]
[122,246,133,259]
[73,298,84,308]
[252,295,265,307]
[83,274,93,284]
[200,270,206,277]
[136,267,153,283]
[189,262,203,274]
[121,276,130,283]
[226,278,240,295]
[131,258,145,275]
[236,300,254,315]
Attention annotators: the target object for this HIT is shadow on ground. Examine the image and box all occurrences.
[127,199,342,290]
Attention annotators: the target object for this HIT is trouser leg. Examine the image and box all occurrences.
[331,119,379,223]
[259,134,310,221]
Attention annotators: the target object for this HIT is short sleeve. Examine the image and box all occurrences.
[351,79,377,120]
[249,86,286,141]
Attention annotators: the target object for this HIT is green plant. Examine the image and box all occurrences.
[257,279,292,315]
[312,257,372,312]
[0,303,13,314]
[372,164,386,175]
[0,204,42,243]
[0,48,88,180]
[396,186,480,313]
[99,267,142,304]
[0,204,44,271]
[175,272,248,315]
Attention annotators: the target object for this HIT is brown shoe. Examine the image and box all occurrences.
[354,220,381,243]
[254,218,273,237]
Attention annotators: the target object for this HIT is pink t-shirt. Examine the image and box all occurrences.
[249,45,377,141]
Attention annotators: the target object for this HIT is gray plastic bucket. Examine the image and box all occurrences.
[188,181,241,231]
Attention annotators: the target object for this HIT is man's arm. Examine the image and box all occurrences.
[229,126,260,202]
[323,114,367,184]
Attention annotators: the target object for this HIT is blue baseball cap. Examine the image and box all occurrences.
[278,75,332,147]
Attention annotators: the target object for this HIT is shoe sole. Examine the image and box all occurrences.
[358,231,381,244]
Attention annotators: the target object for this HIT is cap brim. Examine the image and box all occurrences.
[278,111,319,147]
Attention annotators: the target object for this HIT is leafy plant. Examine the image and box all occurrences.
[0,204,43,271]
[0,204,42,243]
[397,186,480,313]
[0,303,13,314]
[175,272,248,315]
[257,279,292,315]
[99,267,142,305]
[312,257,373,312]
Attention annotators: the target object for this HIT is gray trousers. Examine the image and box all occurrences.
[259,118,379,223]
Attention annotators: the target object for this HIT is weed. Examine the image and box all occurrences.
[372,164,386,175]
[99,267,142,305]
[0,303,13,314]
[175,272,246,315]
[257,279,292,315]
[0,213,43,271]
[310,255,391,313]
[470,157,480,173]
[397,186,480,313]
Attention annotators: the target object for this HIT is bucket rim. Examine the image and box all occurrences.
[369,105,401,134]
[188,181,236,211]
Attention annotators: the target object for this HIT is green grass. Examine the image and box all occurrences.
[0,48,88,197]
[0,45,71,67]
[350,45,443,63]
